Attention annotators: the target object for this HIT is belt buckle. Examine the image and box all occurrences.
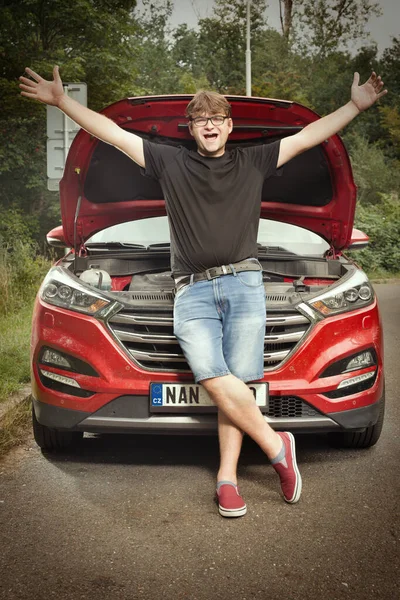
[205,267,219,280]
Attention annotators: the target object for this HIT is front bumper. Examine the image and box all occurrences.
[32,393,383,435]
[31,294,384,435]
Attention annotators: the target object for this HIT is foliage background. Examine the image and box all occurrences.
[1,0,399,286]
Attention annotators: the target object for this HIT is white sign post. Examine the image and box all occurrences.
[46,83,87,191]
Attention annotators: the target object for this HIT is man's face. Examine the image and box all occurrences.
[188,114,233,157]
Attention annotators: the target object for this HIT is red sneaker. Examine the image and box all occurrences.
[216,482,247,518]
[272,432,302,503]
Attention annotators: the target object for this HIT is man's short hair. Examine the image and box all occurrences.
[186,91,232,119]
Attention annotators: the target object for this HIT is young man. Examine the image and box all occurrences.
[20,66,386,518]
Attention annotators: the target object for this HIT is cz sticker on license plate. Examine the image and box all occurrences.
[150,382,268,412]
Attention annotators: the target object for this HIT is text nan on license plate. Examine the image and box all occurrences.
[150,383,267,410]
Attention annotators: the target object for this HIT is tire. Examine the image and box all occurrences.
[328,394,385,449]
[32,405,83,452]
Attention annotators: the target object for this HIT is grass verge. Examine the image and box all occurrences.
[368,270,400,283]
[0,303,33,403]
[0,396,32,456]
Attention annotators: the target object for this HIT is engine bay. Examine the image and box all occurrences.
[64,249,350,309]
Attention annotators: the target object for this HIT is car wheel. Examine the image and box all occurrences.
[328,393,385,449]
[32,405,83,451]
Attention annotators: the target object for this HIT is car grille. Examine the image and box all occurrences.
[267,396,321,418]
[107,301,311,373]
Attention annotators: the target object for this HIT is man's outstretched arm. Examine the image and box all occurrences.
[19,66,145,167]
[277,72,387,168]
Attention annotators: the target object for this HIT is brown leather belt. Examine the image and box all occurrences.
[174,259,262,293]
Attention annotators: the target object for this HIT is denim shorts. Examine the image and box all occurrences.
[173,269,266,383]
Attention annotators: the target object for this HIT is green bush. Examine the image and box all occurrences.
[0,208,51,316]
[0,304,34,398]
[349,194,400,275]
[345,132,400,205]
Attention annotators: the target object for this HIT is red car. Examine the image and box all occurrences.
[31,94,385,451]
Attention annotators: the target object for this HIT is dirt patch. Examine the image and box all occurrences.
[0,393,32,459]
[0,385,31,419]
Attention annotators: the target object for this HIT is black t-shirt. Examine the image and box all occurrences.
[142,139,281,276]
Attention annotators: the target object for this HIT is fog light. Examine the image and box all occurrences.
[345,351,374,371]
[337,370,376,389]
[320,348,377,378]
[40,369,81,388]
[39,346,99,377]
[41,348,72,369]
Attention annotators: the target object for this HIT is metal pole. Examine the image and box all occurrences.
[246,0,251,96]
[63,85,70,167]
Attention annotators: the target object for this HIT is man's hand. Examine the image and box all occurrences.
[277,71,387,169]
[19,64,145,167]
[19,66,64,107]
[351,71,387,113]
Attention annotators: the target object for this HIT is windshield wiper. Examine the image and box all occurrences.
[85,242,147,249]
[258,245,297,256]
[147,243,170,250]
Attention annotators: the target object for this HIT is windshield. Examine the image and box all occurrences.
[87,216,330,256]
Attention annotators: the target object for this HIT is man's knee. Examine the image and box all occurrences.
[201,373,237,395]
[202,374,225,388]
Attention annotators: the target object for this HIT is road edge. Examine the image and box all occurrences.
[0,385,32,457]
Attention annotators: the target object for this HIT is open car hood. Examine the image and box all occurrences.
[60,94,356,250]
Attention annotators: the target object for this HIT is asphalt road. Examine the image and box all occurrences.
[0,284,399,600]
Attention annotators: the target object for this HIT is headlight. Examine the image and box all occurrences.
[40,268,111,315]
[308,270,374,316]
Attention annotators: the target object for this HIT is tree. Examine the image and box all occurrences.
[0,0,139,108]
[0,0,138,244]
[196,0,269,92]
[278,0,293,42]
[345,132,400,205]
[132,0,182,95]
[351,195,400,275]
[251,29,311,104]
[380,37,400,100]
[277,0,381,58]
[379,105,400,158]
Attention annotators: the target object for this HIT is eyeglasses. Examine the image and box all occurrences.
[190,115,229,127]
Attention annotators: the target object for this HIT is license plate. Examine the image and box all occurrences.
[150,382,268,412]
